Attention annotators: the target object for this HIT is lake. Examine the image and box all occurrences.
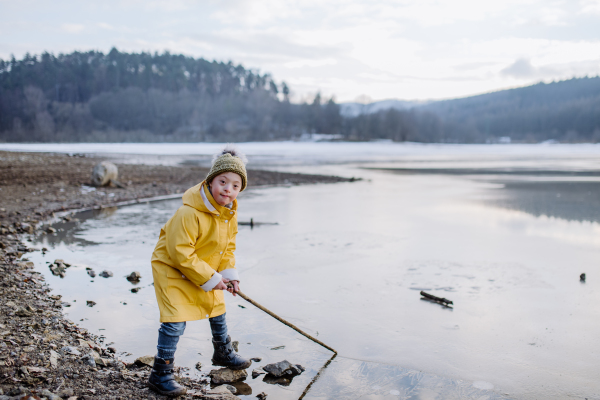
[9,142,600,400]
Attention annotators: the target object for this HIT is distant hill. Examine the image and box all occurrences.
[422,77,600,142]
[343,77,600,142]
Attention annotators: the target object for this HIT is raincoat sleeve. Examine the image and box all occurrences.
[165,207,222,291]
[218,224,239,282]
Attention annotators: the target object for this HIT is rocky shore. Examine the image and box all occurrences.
[0,151,352,399]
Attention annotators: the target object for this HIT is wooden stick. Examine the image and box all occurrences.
[228,284,337,354]
[298,352,337,400]
[420,291,453,305]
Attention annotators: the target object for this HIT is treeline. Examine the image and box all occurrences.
[1,49,599,143]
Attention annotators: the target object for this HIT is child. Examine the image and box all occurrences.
[148,146,251,396]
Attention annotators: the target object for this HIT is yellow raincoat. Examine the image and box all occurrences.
[151,181,239,322]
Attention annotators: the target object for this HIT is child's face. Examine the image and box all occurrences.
[209,172,242,206]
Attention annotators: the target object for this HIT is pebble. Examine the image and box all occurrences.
[126,271,141,282]
[99,270,113,278]
[252,368,266,378]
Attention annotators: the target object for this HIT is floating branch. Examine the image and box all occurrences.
[238,218,279,228]
[420,291,453,306]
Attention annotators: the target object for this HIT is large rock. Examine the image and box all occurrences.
[209,367,248,384]
[91,161,119,187]
[262,360,305,378]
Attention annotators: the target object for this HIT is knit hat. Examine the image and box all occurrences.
[205,145,248,191]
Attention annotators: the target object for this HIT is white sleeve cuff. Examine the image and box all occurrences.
[220,269,240,282]
[200,272,223,291]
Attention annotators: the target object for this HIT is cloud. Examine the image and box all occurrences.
[2,0,600,101]
[61,23,85,34]
[501,58,537,78]
[580,0,600,14]
[500,57,600,81]
[97,22,114,30]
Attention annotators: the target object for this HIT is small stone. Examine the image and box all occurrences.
[232,340,239,352]
[195,361,202,371]
[580,273,586,282]
[7,386,26,396]
[256,392,268,400]
[262,360,305,378]
[40,389,61,400]
[107,346,117,353]
[208,386,232,395]
[86,300,96,307]
[250,357,262,362]
[47,226,56,233]
[209,367,248,384]
[134,355,154,368]
[131,287,140,293]
[126,271,141,282]
[58,388,74,398]
[95,357,110,368]
[252,368,265,379]
[99,270,113,278]
[49,350,60,368]
[16,306,33,317]
[87,269,96,278]
[60,346,81,356]
[21,222,34,233]
[80,353,96,367]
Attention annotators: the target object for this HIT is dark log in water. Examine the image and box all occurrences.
[420,291,453,306]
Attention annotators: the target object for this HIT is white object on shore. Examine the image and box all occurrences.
[91,161,119,187]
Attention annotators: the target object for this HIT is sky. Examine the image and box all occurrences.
[1,0,599,102]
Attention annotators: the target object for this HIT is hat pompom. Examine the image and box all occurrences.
[213,144,248,165]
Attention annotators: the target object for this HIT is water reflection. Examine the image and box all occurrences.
[26,169,600,399]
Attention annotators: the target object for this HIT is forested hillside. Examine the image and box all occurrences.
[0,48,341,142]
[422,77,600,142]
[0,49,598,143]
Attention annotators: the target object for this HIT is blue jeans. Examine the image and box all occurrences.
[156,313,228,360]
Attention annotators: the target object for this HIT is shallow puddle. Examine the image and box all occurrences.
[25,163,600,399]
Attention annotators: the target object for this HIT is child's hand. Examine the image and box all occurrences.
[213,277,230,291]
[227,280,240,297]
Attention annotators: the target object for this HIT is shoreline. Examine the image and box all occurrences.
[0,151,354,399]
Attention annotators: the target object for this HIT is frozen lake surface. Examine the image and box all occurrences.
[14,142,600,399]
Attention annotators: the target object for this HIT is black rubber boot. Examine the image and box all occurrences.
[212,335,252,370]
[148,356,187,397]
